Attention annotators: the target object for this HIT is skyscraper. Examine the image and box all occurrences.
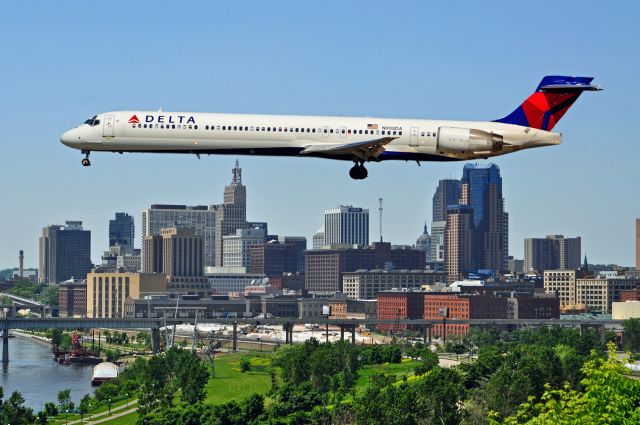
[460,163,508,272]
[432,179,462,222]
[214,160,247,266]
[445,205,475,282]
[109,212,134,248]
[141,205,216,269]
[324,205,369,246]
[524,235,581,273]
[39,221,92,283]
[143,227,204,278]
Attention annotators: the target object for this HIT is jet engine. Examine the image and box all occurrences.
[436,127,503,154]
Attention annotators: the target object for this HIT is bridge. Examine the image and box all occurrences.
[0,293,47,317]
[0,317,624,363]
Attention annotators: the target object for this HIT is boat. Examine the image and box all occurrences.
[91,362,119,386]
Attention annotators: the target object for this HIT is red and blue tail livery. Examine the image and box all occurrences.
[495,75,601,131]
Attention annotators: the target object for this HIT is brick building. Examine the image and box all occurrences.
[304,242,425,294]
[58,281,87,317]
[377,290,425,331]
[423,293,508,337]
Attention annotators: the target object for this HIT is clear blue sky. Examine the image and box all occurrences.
[0,1,638,269]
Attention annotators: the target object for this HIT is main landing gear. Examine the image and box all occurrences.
[81,150,91,167]
[349,162,368,180]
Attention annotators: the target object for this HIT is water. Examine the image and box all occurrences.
[0,335,96,411]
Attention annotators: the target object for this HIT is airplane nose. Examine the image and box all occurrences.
[60,128,81,148]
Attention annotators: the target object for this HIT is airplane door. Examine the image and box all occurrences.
[103,115,115,137]
[322,126,329,138]
[410,127,418,146]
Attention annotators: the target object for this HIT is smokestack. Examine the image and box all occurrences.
[19,250,24,279]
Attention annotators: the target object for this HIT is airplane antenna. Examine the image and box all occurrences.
[378,197,383,243]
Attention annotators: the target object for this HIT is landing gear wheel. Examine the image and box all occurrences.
[349,163,368,180]
[81,150,91,167]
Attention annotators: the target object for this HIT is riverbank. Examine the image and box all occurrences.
[11,329,52,347]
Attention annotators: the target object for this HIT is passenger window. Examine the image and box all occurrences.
[393,131,396,135]
[348,130,352,134]
[138,124,142,128]
[250,126,254,131]
[341,129,345,134]
[155,124,159,129]
[295,128,299,132]
[399,131,402,136]
[289,128,293,132]
[233,126,237,131]
[278,127,282,132]
[143,124,147,128]
[284,127,288,132]
[312,128,316,133]
[189,125,193,129]
[359,130,363,134]
[262,127,265,131]
[323,129,327,133]
[330,129,334,133]
[421,132,425,137]
[194,125,198,130]
[364,130,368,135]
[223,126,226,130]
[382,130,385,135]
[205,125,209,130]
[172,125,176,129]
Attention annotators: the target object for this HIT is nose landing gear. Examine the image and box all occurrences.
[349,162,368,180]
[81,150,91,167]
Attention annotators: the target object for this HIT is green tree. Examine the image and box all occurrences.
[175,350,209,404]
[39,285,59,306]
[239,356,251,373]
[57,388,74,412]
[500,343,640,424]
[414,348,439,376]
[44,401,58,417]
[51,328,63,352]
[79,394,92,422]
[4,390,35,424]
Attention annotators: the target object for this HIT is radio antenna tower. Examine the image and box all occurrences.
[378,197,383,243]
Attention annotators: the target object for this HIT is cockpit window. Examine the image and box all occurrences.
[84,115,100,126]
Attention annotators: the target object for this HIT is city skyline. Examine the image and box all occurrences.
[1,2,638,268]
[5,158,639,270]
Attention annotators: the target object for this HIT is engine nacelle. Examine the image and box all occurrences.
[436,127,503,154]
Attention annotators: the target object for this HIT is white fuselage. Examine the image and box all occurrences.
[60,111,561,163]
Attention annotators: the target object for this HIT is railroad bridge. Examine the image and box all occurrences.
[0,317,624,363]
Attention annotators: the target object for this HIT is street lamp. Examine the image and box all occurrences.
[108,399,112,415]
[126,393,129,408]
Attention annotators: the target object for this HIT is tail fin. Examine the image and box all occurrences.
[494,75,601,131]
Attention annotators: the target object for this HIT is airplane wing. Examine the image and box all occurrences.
[300,137,397,161]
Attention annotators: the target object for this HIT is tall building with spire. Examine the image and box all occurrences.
[214,160,248,266]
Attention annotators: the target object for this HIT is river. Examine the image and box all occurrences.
[0,334,96,411]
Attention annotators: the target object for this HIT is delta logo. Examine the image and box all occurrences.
[128,115,140,124]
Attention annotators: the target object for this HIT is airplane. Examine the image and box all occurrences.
[60,75,600,180]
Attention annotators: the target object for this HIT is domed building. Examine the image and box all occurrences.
[416,222,431,253]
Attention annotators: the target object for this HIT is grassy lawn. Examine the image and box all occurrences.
[99,410,139,424]
[204,351,276,405]
[353,359,421,395]
[48,398,137,424]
